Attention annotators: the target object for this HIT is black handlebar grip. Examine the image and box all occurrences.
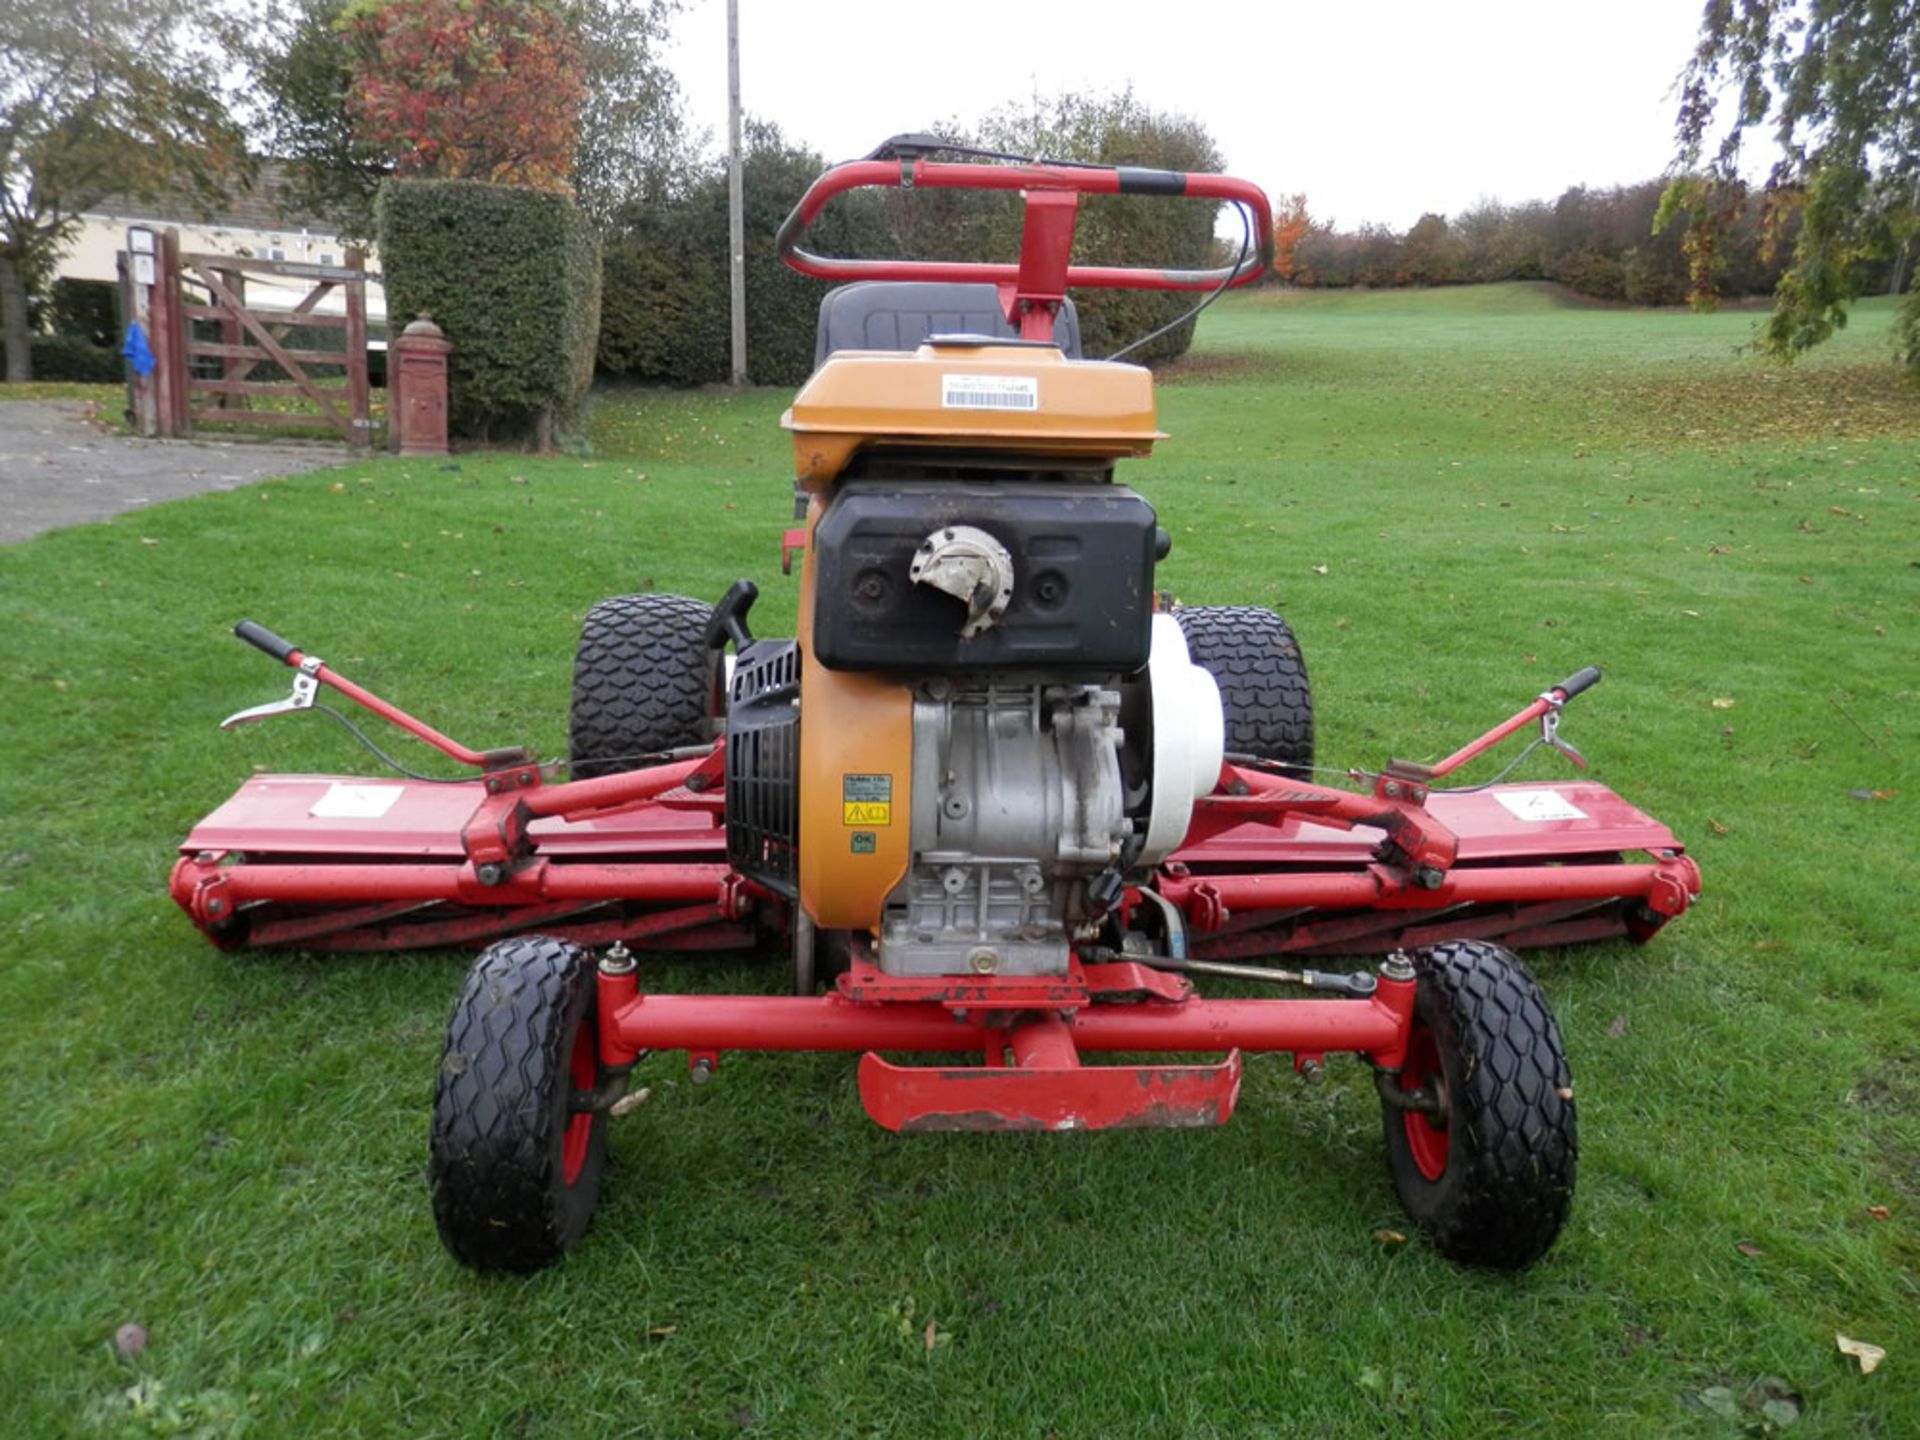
[1115,166,1188,196]
[233,619,298,664]
[1554,665,1603,700]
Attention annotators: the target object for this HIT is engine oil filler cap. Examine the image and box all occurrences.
[909,525,1015,638]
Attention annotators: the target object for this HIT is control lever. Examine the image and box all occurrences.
[1538,665,1601,770]
[222,656,322,729]
[705,579,759,651]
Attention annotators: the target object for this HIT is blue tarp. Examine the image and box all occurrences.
[121,322,155,378]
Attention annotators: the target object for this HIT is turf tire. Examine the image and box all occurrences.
[1175,605,1313,775]
[569,593,721,779]
[1382,940,1576,1270]
[429,935,609,1272]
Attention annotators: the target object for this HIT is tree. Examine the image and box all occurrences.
[248,0,686,237]
[1666,0,1920,373]
[341,0,586,191]
[243,0,391,242]
[568,0,690,221]
[1399,212,1459,285]
[1269,193,1310,282]
[0,0,249,380]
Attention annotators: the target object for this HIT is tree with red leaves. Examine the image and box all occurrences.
[1269,194,1310,282]
[341,0,586,192]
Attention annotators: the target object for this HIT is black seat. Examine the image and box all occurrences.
[812,282,1082,368]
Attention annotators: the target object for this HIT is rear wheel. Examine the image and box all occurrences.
[1175,605,1313,775]
[569,593,722,778]
[1382,940,1576,1270]
[429,935,610,1272]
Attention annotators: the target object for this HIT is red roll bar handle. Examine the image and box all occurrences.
[223,619,496,769]
[1384,666,1605,783]
[773,147,1275,292]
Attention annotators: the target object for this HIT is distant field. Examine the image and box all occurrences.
[2,285,1915,1437]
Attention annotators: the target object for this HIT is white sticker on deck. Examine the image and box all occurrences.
[1492,789,1588,822]
[310,784,404,819]
[942,374,1038,411]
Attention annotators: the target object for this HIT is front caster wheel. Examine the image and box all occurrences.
[429,935,610,1271]
[1382,940,1576,1269]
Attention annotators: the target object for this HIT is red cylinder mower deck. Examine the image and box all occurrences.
[170,647,1697,1140]
[172,755,1695,958]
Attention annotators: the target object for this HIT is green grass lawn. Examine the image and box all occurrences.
[2,284,1916,1437]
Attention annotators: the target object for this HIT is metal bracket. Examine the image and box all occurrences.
[220,655,323,730]
[1538,702,1588,769]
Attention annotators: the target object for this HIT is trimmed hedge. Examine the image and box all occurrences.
[30,334,123,383]
[49,279,121,348]
[376,178,601,445]
[599,139,891,388]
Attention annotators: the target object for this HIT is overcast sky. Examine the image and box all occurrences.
[669,0,1711,230]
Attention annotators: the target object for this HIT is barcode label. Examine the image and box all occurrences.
[942,374,1038,411]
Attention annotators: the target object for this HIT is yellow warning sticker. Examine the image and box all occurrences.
[842,773,892,826]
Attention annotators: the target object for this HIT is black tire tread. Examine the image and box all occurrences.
[429,935,605,1272]
[569,593,718,779]
[1385,939,1576,1269]
[1175,605,1313,773]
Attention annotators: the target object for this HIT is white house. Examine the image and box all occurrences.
[57,161,387,324]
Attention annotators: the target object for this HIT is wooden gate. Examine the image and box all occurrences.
[147,231,374,447]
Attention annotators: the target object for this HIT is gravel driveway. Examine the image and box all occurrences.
[0,399,346,544]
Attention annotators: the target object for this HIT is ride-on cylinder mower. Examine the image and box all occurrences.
[171,139,1699,1273]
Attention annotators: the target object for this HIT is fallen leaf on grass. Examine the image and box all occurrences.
[1311,564,1329,575]
[1847,790,1898,802]
[645,1324,677,1341]
[1708,819,1730,836]
[1866,1205,1891,1221]
[1697,1386,1740,1419]
[1707,544,1731,555]
[1758,1394,1802,1428]
[1607,1014,1628,1037]
[1836,1334,1885,1375]
[1735,1241,1764,1257]
[609,1086,652,1118]
[1711,698,1736,710]
[1372,1229,1407,1245]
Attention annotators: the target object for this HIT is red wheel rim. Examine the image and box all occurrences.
[1400,1025,1450,1182]
[560,1020,598,1186]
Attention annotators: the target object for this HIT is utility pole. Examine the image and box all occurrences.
[727,0,747,386]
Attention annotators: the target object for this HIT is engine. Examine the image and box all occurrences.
[725,463,1224,979]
